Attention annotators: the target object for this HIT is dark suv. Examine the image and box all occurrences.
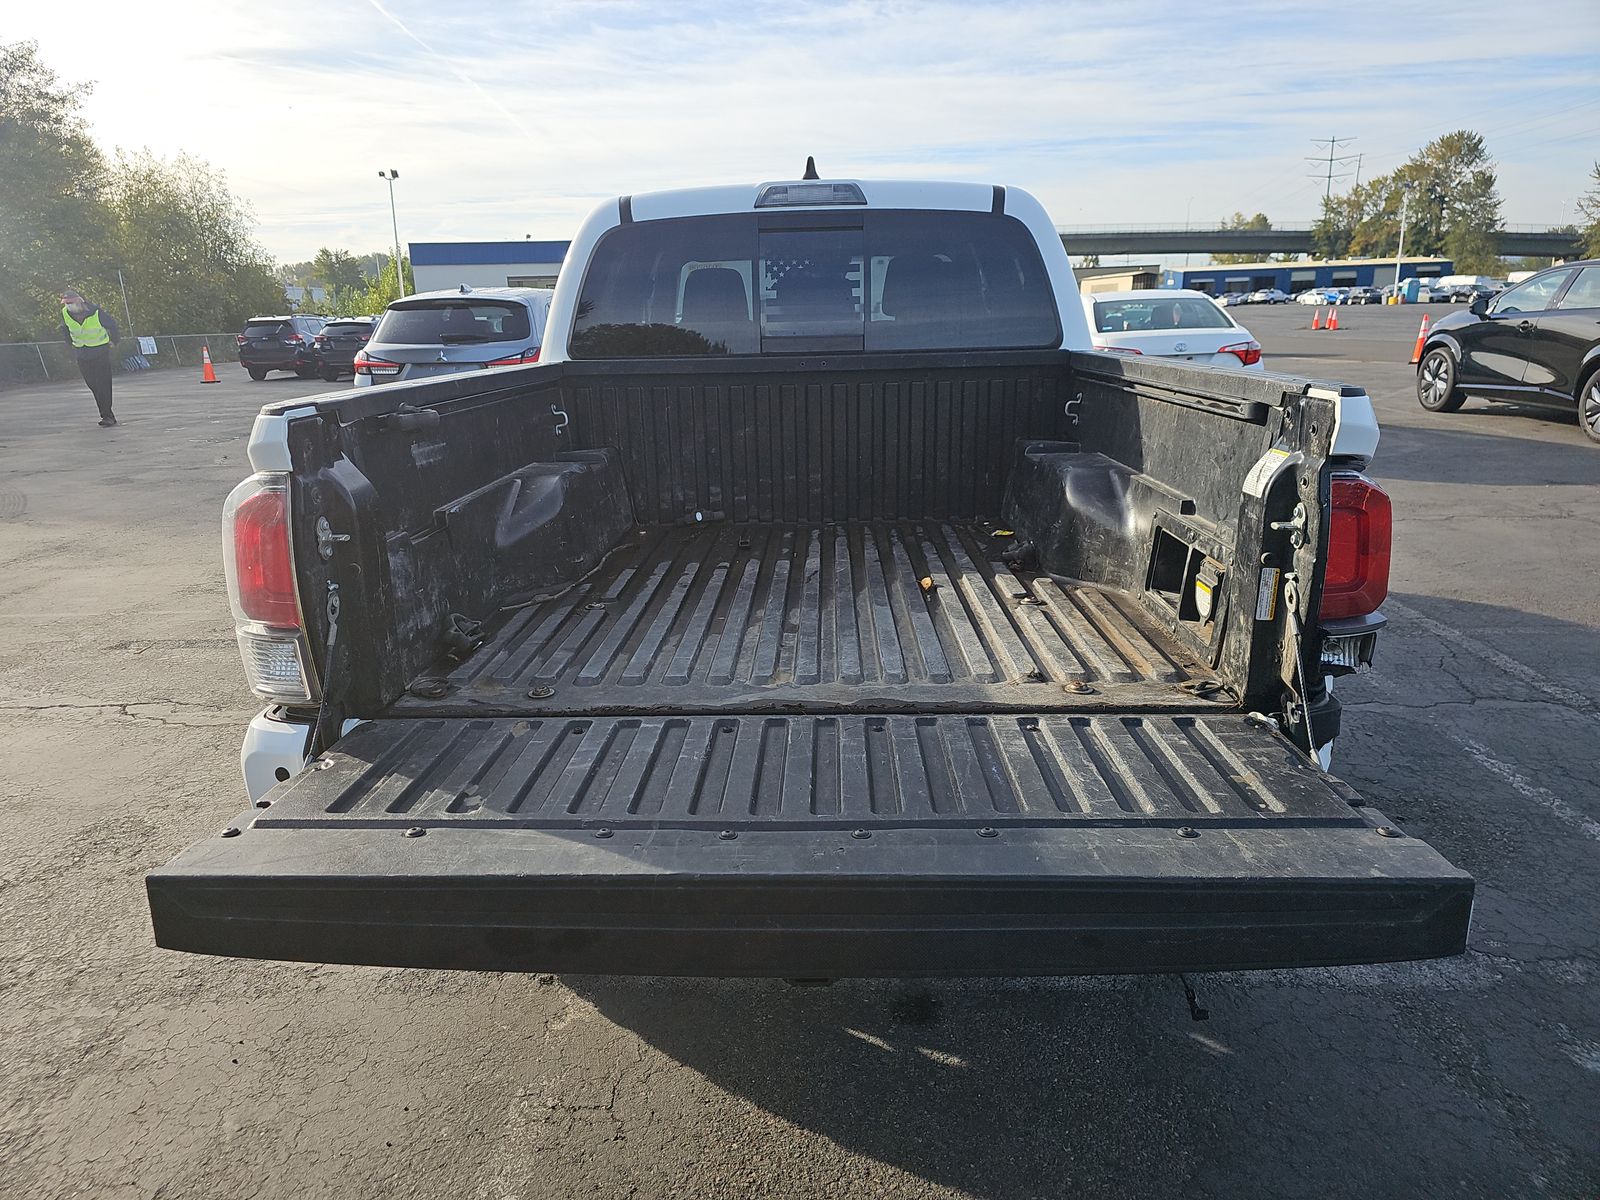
[310,317,376,382]
[1416,260,1600,444]
[236,315,327,380]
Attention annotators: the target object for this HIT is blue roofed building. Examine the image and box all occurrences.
[1161,256,1452,296]
[409,240,571,293]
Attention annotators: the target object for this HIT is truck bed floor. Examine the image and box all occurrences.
[393,522,1216,717]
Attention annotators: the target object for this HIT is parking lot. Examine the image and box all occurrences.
[3,316,1597,1199]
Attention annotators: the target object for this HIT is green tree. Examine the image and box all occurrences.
[0,40,113,341]
[311,246,365,292]
[318,256,414,317]
[105,149,284,333]
[1212,212,1273,265]
[1311,194,1353,260]
[1339,131,1503,273]
[1576,162,1600,260]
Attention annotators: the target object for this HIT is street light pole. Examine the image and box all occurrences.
[379,169,406,297]
[1393,187,1411,304]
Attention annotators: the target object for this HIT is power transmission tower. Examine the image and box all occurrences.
[1308,135,1359,200]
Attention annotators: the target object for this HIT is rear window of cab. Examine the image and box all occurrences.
[570,211,1061,357]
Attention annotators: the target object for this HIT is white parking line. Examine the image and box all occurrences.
[1383,597,1599,720]
[1453,735,1600,845]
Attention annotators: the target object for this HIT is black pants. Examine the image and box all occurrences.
[76,346,114,419]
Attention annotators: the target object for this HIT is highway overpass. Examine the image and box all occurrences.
[1058,224,1581,258]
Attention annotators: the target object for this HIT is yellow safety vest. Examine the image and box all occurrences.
[62,306,111,349]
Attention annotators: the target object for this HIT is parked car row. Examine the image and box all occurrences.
[1214,281,1506,309]
[236,287,554,386]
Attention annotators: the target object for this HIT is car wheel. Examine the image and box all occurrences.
[321,367,340,383]
[1580,371,1600,445]
[247,366,268,381]
[1417,347,1465,413]
[295,365,317,379]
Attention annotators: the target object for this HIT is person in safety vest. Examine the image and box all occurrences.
[59,289,122,427]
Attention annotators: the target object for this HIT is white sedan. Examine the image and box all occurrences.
[1082,289,1264,369]
[1248,288,1288,304]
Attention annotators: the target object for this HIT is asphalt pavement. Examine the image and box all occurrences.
[1,321,1596,1199]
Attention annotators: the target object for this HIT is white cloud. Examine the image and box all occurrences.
[10,0,1599,260]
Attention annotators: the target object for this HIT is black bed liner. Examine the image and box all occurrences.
[394,522,1215,717]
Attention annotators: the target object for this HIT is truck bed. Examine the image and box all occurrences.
[391,521,1216,717]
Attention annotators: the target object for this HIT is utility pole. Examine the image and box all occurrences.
[1353,153,1363,192]
[1308,135,1359,201]
[116,269,134,333]
[379,169,407,297]
[1394,187,1412,302]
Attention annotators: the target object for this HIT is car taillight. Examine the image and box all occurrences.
[1100,346,1143,355]
[1320,473,1391,619]
[285,333,304,344]
[1221,340,1262,365]
[353,349,401,376]
[223,474,316,702]
[485,347,540,367]
[236,334,248,346]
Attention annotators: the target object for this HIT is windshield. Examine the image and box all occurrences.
[570,210,1060,358]
[375,301,531,344]
[1093,297,1233,333]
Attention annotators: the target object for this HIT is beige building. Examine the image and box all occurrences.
[1075,264,1163,294]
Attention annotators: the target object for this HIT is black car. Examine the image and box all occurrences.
[236,315,327,380]
[309,317,375,382]
[1416,260,1600,444]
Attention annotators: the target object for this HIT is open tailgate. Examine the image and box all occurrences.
[148,713,1471,977]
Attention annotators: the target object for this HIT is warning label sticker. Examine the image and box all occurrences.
[1242,447,1301,498]
[1255,567,1281,621]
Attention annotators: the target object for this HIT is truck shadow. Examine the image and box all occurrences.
[564,971,1219,1197]
[1371,411,1598,487]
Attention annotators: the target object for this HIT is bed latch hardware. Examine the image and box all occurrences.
[550,403,569,435]
[315,516,351,560]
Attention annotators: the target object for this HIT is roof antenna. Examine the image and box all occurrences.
[802,156,820,180]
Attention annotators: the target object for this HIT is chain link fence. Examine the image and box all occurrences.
[0,334,231,390]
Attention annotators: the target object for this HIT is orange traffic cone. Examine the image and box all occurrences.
[200,345,220,384]
[1409,315,1431,364]
[1327,307,1340,331]
[1311,308,1323,330]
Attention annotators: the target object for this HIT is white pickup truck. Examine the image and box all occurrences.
[148,170,1470,978]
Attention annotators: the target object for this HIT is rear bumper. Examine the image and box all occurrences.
[239,352,312,370]
[149,822,1473,978]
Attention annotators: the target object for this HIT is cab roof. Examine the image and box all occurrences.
[625,179,1005,223]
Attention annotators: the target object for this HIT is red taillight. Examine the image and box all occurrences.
[353,349,401,376]
[236,334,248,345]
[1220,340,1262,366]
[231,487,300,628]
[285,333,304,344]
[486,347,541,367]
[1320,474,1391,619]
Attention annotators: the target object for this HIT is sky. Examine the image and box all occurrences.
[11,0,1600,264]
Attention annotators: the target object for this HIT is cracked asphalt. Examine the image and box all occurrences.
[2,309,1597,1199]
